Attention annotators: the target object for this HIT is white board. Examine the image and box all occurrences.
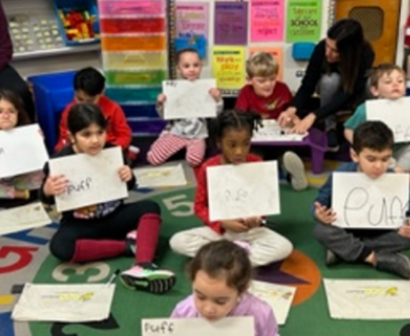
[324,279,410,320]
[0,124,48,178]
[249,280,296,325]
[142,316,254,336]
[133,164,187,188]
[12,283,115,322]
[0,202,51,235]
[49,147,128,212]
[207,161,280,221]
[163,79,218,119]
[252,119,308,142]
[366,97,410,143]
[331,172,408,229]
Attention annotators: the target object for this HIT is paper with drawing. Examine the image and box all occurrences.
[207,161,280,221]
[324,279,410,319]
[366,97,410,143]
[0,124,48,178]
[49,147,128,212]
[142,316,253,336]
[163,79,217,119]
[249,280,295,325]
[133,164,187,188]
[331,172,408,229]
[0,202,51,235]
[252,119,308,142]
[12,283,115,322]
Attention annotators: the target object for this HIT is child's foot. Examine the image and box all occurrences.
[124,230,137,256]
[375,252,410,279]
[120,264,176,294]
[282,151,308,191]
[325,249,340,267]
[233,240,251,253]
[326,129,339,152]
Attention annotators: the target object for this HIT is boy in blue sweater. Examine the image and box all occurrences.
[313,121,410,278]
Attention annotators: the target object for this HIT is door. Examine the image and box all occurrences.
[334,0,401,64]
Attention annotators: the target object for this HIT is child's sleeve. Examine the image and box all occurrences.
[311,173,333,218]
[234,87,249,111]
[39,162,55,205]
[193,162,223,233]
[216,97,224,114]
[111,105,132,150]
[54,106,70,151]
[155,101,164,118]
[344,103,366,130]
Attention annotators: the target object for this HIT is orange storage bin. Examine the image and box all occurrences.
[102,51,167,69]
[100,17,165,34]
[101,35,166,51]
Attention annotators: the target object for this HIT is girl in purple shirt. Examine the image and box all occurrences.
[171,240,279,336]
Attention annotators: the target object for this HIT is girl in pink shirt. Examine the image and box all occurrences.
[171,240,279,336]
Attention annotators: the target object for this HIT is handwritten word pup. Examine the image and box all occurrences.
[171,240,279,336]
[40,103,176,294]
[170,109,292,266]
[0,89,43,208]
[313,121,410,279]
[344,63,410,172]
[147,47,223,167]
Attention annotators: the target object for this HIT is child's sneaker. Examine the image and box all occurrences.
[124,230,137,256]
[120,264,176,294]
[325,249,340,266]
[282,151,308,191]
[233,240,251,253]
[375,252,410,279]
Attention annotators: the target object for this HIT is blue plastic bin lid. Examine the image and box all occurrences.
[292,42,315,60]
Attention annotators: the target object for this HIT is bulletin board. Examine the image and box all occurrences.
[171,0,324,96]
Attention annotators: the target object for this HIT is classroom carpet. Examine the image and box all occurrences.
[1,185,410,336]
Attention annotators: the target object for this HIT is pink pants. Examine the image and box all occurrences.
[147,132,206,167]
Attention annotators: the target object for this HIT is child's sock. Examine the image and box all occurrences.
[71,239,126,263]
[135,213,161,264]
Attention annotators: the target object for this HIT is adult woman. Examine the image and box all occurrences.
[278,18,375,151]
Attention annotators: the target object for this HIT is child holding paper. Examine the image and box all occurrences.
[147,48,223,167]
[40,103,176,294]
[0,89,43,208]
[235,51,307,191]
[171,240,279,336]
[170,109,292,266]
[313,121,410,279]
[344,63,410,172]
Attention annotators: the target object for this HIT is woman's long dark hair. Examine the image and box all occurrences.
[327,18,366,94]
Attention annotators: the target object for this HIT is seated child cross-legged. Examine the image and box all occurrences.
[40,103,175,294]
[344,63,410,172]
[0,89,43,208]
[313,121,410,279]
[147,47,223,167]
[170,109,293,267]
[235,51,308,191]
[171,240,279,336]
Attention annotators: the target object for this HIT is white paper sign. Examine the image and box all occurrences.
[252,120,308,143]
[0,124,48,178]
[0,202,51,235]
[207,161,280,221]
[249,280,296,325]
[324,279,410,320]
[49,147,128,212]
[142,317,254,336]
[366,97,410,143]
[163,79,217,119]
[332,172,408,229]
[12,283,115,322]
[134,164,187,188]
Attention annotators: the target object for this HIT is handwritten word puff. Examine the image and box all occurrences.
[313,202,336,224]
[156,88,222,109]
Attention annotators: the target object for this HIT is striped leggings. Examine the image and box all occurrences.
[147,132,206,167]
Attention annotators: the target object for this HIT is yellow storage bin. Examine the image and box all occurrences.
[102,51,167,69]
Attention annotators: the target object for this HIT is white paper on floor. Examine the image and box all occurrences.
[252,120,308,142]
[12,283,115,322]
[324,279,410,319]
[0,202,51,235]
[133,164,187,188]
[248,280,296,325]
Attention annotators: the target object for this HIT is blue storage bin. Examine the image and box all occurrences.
[122,104,158,119]
[28,70,75,152]
[292,42,315,61]
[53,0,100,46]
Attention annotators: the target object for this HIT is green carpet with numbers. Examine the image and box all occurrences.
[2,186,409,336]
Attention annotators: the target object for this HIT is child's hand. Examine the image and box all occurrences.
[43,174,68,197]
[398,222,410,237]
[314,202,336,224]
[157,93,166,105]
[221,219,249,233]
[243,217,261,228]
[209,88,222,102]
[118,165,132,182]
